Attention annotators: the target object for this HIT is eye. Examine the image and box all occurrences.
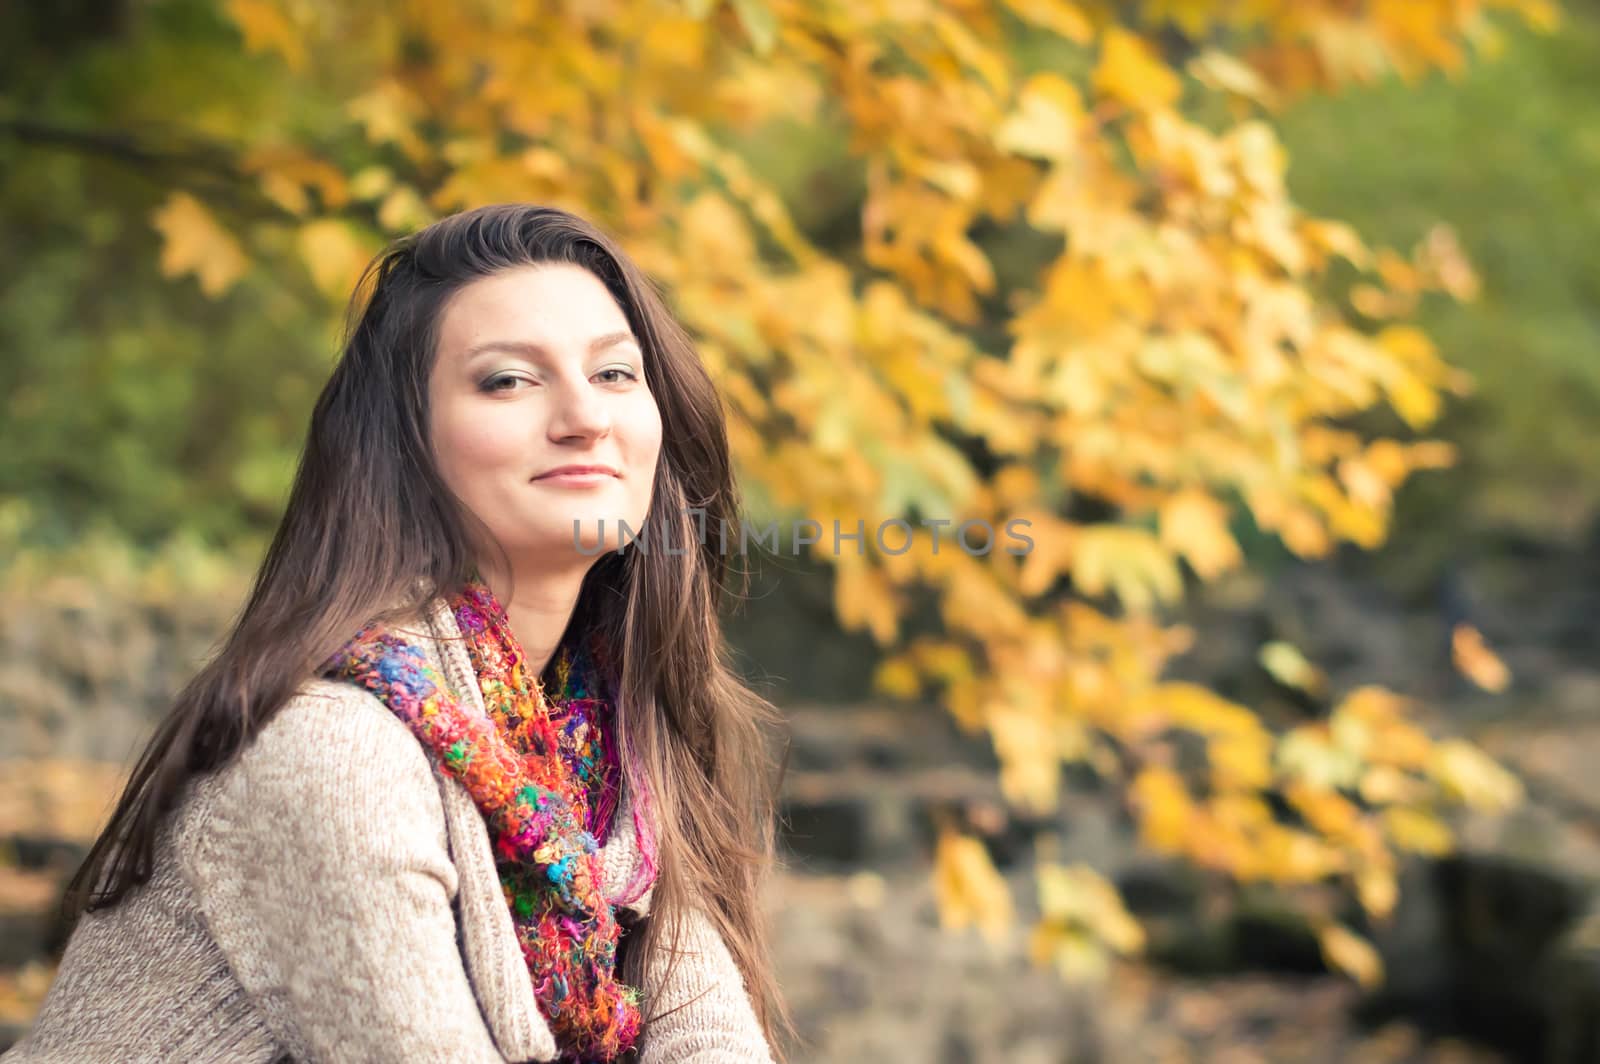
[595,367,639,384]
[480,373,531,393]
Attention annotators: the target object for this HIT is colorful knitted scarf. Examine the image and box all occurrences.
[320,579,658,1062]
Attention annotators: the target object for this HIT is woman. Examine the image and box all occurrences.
[5,204,794,1063]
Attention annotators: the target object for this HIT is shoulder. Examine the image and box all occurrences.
[255,678,429,764]
[215,679,442,817]
[176,678,449,875]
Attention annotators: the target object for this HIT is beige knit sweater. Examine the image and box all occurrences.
[4,599,775,1063]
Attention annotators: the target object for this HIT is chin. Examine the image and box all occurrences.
[533,515,640,558]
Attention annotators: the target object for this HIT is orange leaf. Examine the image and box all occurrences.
[1451,623,1511,693]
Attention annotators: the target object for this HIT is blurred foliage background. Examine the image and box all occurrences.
[2,1,1598,1061]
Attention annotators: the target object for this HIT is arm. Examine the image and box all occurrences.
[180,686,555,1063]
[639,902,776,1064]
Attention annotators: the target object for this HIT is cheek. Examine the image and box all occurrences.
[432,404,524,493]
[628,399,664,480]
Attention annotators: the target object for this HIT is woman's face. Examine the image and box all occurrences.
[429,263,663,565]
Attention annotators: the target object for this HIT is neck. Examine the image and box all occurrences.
[474,556,590,676]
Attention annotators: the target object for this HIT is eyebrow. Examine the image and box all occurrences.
[461,331,641,361]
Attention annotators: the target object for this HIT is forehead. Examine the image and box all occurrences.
[436,263,633,355]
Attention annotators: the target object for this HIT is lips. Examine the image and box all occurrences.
[534,465,619,480]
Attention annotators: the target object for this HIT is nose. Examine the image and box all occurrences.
[545,372,613,442]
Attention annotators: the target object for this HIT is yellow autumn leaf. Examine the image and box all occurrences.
[349,165,395,201]
[1277,725,1363,790]
[150,191,249,298]
[1518,0,1562,32]
[1159,489,1243,580]
[910,638,977,687]
[346,81,427,159]
[1317,921,1384,989]
[1227,121,1288,196]
[1337,454,1393,509]
[1406,439,1457,471]
[682,192,758,271]
[1375,325,1445,428]
[1131,766,1191,853]
[1029,922,1108,982]
[1301,219,1372,270]
[296,219,376,300]
[1429,739,1523,812]
[1308,18,1390,85]
[833,558,900,646]
[1382,806,1453,856]
[872,655,922,699]
[1415,223,1480,302]
[1356,861,1399,919]
[1012,514,1076,598]
[1358,720,1434,773]
[1147,682,1260,737]
[1071,525,1183,613]
[1278,505,1333,559]
[239,147,351,210]
[989,700,1060,814]
[1036,861,1146,955]
[1209,732,1274,791]
[1384,367,1443,430]
[1094,27,1182,112]
[911,157,983,202]
[1287,782,1360,841]
[931,13,1011,97]
[258,170,309,216]
[226,0,307,72]
[996,73,1084,161]
[933,829,1015,948]
[1332,685,1416,724]
[939,553,1033,638]
[1259,641,1328,697]
[730,0,778,55]
[377,185,434,234]
[1451,622,1511,692]
[1187,49,1277,106]
[1254,823,1346,883]
[1001,0,1092,42]
[1358,764,1429,805]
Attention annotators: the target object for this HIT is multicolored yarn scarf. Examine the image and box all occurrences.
[320,579,658,1062]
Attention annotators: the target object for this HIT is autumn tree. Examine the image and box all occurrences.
[2,0,1555,987]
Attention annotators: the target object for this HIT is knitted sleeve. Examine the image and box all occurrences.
[179,685,555,1063]
[638,902,776,1063]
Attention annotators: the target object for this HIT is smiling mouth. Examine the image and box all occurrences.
[532,470,618,485]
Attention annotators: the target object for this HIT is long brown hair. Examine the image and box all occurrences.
[63,202,796,1059]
